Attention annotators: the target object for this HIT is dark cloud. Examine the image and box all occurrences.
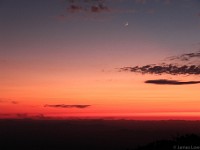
[120,51,200,76]
[145,79,200,85]
[44,104,91,109]
[166,51,200,62]
[64,0,109,13]
[66,4,109,13]
[68,4,83,12]
[120,64,200,75]
[60,0,143,16]
[91,4,108,13]
[56,0,174,21]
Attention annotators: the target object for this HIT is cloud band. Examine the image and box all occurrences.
[44,104,91,109]
[145,79,200,85]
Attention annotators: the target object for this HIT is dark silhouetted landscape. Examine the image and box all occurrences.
[1,119,200,150]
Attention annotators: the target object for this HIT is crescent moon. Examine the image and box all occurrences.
[125,22,129,27]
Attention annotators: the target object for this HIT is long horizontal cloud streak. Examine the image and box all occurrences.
[145,79,200,85]
[120,64,200,75]
[44,104,91,108]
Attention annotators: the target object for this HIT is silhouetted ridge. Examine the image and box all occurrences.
[135,134,200,150]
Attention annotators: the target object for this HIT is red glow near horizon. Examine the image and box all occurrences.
[1,0,200,120]
[2,111,200,120]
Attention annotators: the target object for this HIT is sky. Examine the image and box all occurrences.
[0,0,200,120]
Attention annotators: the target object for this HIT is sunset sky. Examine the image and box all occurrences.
[1,0,200,119]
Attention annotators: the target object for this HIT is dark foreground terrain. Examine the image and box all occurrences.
[0,119,200,150]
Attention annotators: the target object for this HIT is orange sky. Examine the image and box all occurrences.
[1,0,200,120]
[1,71,200,119]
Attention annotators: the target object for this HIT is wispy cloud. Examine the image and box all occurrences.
[56,0,151,20]
[120,51,200,76]
[120,64,200,75]
[65,0,110,13]
[145,79,200,85]
[120,51,200,85]
[55,0,181,21]
[44,104,91,109]
[166,51,200,62]
[90,4,109,13]
[68,4,83,13]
